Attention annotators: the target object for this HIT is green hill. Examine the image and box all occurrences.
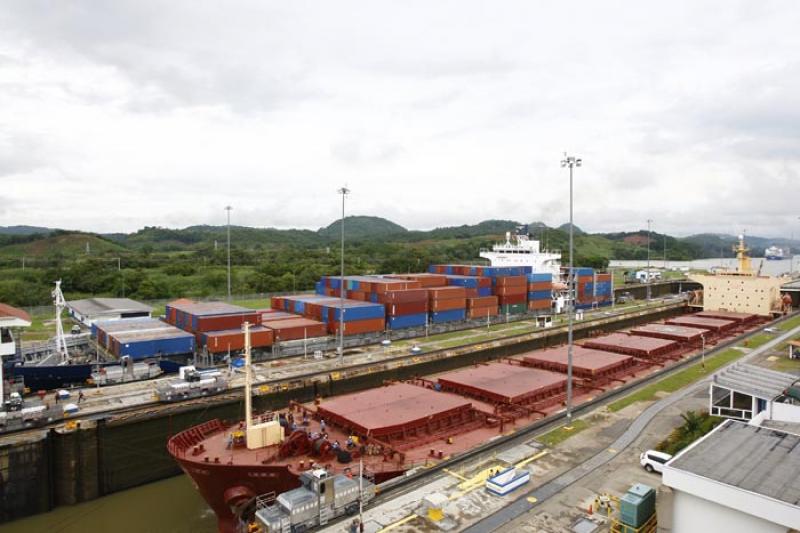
[318,216,407,241]
[0,231,127,258]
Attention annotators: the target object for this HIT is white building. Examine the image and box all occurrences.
[659,419,800,533]
[0,303,31,358]
[709,363,800,423]
[67,298,151,326]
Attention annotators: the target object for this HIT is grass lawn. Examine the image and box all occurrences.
[538,419,590,447]
[777,314,800,331]
[608,347,744,412]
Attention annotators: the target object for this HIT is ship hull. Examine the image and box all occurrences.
[175,455,404,533]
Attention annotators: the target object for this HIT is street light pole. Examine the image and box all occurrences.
[646,219,653,301]
[338,187,350,366]
[561,152,581,424]
[225,205,233,301]
[117,257,125,298]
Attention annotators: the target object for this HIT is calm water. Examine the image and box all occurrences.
[609,255,799,277]
[3,474,216,533]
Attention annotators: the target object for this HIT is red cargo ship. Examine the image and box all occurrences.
[168,357,583,532]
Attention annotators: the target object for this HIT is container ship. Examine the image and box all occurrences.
[169,276,765,531]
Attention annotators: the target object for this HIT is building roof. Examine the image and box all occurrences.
[67,298,151,317]
[712,363,797,400]
[0,303,32,326]
[667,420,800,509]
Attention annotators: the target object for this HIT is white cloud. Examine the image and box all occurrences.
[0,0,799,237]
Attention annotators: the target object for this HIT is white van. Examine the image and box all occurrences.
[640,450,672,473]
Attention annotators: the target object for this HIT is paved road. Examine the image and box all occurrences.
[464,321,800,533]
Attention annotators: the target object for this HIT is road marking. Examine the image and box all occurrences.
[443,468,469,482]
[515,450,548,468]
[608,448,617,453]
[527,496,538,504]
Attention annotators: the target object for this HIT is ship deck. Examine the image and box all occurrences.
[436,362,566,404]
[518,345,636,379]
[316,382,473,438]
[629,323,707,342]
[583,333,679,358]
[665,315,737,332]
[695,310,759,324]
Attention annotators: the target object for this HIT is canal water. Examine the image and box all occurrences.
[3,474,216,533]
[609,255,799,277]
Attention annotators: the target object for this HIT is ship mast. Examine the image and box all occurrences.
[243,321,253,441]
[52,280,69,364]
[734,234,754,275]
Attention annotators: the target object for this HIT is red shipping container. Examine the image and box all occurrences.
[467,296,498,308]
[498,293,526,305]
[493,275,527,287]
[204,327,274,353]
[595,273,611,282]
[430,298,467,312]
[527,282,553,291]
[194,312,261,333]
[468,306,498,319]
[528,299,551,310]
[371,280,422,294]
[347,290,368,301]
[494,285,527,296]
[386,301,428,316]
[385,274,448,288]
[264,318,327,341]
[328,317,385,335]
[464,288,478,298]
[428,286,467,299]
[380,289,429,304]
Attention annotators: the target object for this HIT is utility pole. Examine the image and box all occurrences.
[646,219,653,300]
[117,257,125,298]
[338,187,350,365]
[225,205,233,301]
[560,152,581,424]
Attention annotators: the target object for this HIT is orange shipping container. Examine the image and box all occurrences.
[428,286,467,299]
[264,318,327,341]
[527,282,553,291]
[205,328,274,353]
[430,298,467,312]
[328,317,385,335]
[493,275,527,287]
[528,299,551,310]
[468,306,498,319]
[494,285,527,296]
[467,296,498,308]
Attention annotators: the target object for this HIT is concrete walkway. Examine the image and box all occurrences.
[464,322,800,533]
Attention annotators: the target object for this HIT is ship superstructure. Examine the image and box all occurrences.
[765,245,785,260]
[479,227,561,278]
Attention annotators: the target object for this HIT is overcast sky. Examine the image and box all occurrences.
[1,1,798,237]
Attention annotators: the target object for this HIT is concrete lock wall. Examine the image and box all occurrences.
[0,302,685,523]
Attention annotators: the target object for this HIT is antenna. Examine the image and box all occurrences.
[243,321,253,443]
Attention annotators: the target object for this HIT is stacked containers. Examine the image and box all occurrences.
[466,296,499,319]
[203,327,274,354]
[428,286,467,323]
[384,273,449,288]
[94,318,195,360]
[263,317,327,342]
[166,300,270,350]
[570,267,595,309]
[443,275,493,297]
[594,273,612,306]
[275,295,385,335]
[527,273,553,312]
[381,289,428,330]
[493,275,528,315]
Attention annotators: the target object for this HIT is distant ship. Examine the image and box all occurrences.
[765,246,785,260]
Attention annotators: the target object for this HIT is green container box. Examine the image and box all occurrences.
[499,303,527,315]
[620,483,655,528]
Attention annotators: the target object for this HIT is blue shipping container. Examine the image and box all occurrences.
[527,273,553,283]
[477,287,492,297]
[430,309,466,323]
[388,313,427,329]
[528,290,552,300]
[332,303,385,322]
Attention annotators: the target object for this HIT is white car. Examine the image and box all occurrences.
[640,450,672,473]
